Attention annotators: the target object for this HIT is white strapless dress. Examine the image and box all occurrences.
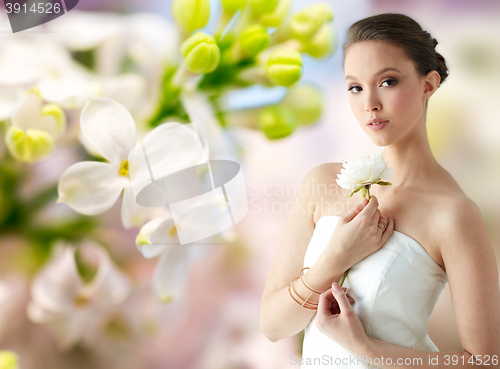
[301,215,448,368]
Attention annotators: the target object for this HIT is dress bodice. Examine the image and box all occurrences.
[301,215,448,368]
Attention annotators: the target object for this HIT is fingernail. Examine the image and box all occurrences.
[332,282,341,291]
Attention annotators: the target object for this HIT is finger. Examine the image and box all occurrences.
[342,198,369,223]
[371,208,381,221]
[331,282,354,313]
[381,214,395,242]
[317,290,334,318]
[325,287,349,308]
[377,214,388,235]
[359,195,379,219]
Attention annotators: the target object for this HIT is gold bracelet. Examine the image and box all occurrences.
[300,267,322,295]
[288,281,317,310]
[291,277,318,307]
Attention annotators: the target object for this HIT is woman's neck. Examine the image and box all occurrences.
[381,121,440,189]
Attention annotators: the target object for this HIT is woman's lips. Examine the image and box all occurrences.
[367,120,388,131]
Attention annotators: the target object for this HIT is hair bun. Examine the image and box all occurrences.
[435,51,449,84]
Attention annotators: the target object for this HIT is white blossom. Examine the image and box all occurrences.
[57,97,151,228]
[26,242,130,350]
[336,152,393,198]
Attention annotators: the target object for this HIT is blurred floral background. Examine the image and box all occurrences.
[0,0,499,368]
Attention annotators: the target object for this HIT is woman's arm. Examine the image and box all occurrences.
[317,198,500,368]
[260,163,348,342]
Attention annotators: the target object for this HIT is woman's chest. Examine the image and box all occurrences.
[376,194,446,272]
[316,189,446,272]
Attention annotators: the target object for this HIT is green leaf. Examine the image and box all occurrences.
[348,187,361,197]
[377,181,392,186]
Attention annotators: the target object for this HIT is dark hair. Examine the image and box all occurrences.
[343,13,449,87]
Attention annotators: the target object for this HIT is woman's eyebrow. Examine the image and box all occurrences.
[345,67,402,81]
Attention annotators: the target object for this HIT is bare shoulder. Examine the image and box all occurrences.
[433,194,489,252]
[304,162,350,224]
[305,162,342,182]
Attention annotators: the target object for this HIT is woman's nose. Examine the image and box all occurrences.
[365,92,381,112]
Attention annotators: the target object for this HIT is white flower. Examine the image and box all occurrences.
[46,11,180,77]
[136,213,236,303]
[336,152,393,199]
[57,97,150,229]
[26,241,130,350]
[0,38,41,86]
[0,87,23,122]
[4,90,66,163]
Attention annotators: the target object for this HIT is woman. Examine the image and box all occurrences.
[259,13,500,368]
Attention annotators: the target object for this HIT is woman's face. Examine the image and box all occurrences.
[344,40,428,147]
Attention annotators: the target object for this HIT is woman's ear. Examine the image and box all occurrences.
[423,70,441,100]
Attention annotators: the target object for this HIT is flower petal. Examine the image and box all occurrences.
[136,216,170,258]
[136,215,185,258]
[153,246,191,303]
[43,310,90,350]
[80,97,137,164]
[100,74,146,114]
[78,241,130,310]
[57,161,127,215]
[29,245,82,315]
[0,86,22,121]
[121,183,154,229]
[0,39,41,86]
[45,11,123,51]
[11,91,43,132]
[380,166,393,181]
[39,74,93,110]
[126,12,180,68]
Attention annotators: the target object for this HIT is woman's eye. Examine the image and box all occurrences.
[381,79,397,87]
[348,86,362,93]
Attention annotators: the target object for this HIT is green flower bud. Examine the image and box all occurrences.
[290,4,333,41]
[221,0,247,14]
[266,49,303,87]
[0,351,19,369]
[282,84,323,125]
[259,0,292,28]
[302,24,337,59]
[172,0,211,33]
[258,105,298,139]
[239,25,270,56]
[5,126,54,163]
[181,32,221,74]
[250,0,279,16]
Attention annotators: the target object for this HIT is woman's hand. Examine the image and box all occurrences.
[323,195,394,271]
[316,282,369,353]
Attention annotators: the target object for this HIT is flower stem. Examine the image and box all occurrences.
[364,184,371,201]
[339,268,350,287]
